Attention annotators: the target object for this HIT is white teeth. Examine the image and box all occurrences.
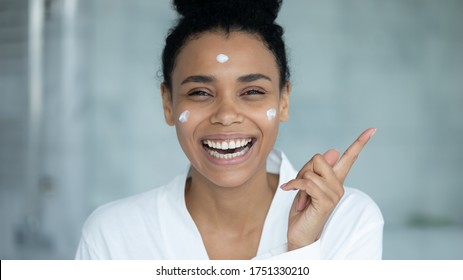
[202,138,252,150]
[229,140,236,149]
[207,146,250,159]
[202,138,253,159]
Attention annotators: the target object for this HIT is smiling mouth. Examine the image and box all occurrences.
[202,138,255,159]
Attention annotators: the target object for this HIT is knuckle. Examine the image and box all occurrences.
[313,153,323,162]
[344,149,358,162]
[301,170,314,180]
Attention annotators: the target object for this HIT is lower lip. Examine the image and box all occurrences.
[202,144,254,166]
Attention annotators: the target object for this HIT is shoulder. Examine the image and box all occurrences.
[337,187,383,223]
[318,186,384,259]
[81,173,185,236]
[322,186,384,243]
[82,187,162,234]
[76,172,190,259]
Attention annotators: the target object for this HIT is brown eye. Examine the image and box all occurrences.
[188,90,211,97]
[242,89,265,96]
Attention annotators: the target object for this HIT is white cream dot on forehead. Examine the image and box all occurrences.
[216,53,229,63]
[178,110,190,123]
[266,108,277,121]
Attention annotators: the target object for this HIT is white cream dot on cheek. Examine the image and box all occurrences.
[216,53,229,63]
[266,108,277,121]
[178,110,190,123]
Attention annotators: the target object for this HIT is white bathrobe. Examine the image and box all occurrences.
[75,150,384,259]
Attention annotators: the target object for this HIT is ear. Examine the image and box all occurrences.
[161,83,175,126]
[278,81,291,122]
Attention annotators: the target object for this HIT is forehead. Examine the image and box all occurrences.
[172,31,279,83]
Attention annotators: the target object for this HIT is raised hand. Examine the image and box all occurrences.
[281,128,377,251]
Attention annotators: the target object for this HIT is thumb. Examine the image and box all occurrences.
[323,149,340,167]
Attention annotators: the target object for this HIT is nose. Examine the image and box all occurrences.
[210,97,244,126]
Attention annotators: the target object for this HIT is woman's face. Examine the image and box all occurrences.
[162,31,290,188]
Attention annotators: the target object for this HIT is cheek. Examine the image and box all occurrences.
[246,106,280,133]
[175,109,194,137]
[266,108,277,121]
[178,110,190,123]
[249,106,279,122]
[174,108,203,147]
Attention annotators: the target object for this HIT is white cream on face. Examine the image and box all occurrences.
[178,110,190,123]
[216,53,229,63]
[266,108,277,121]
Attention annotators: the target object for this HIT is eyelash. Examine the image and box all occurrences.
[188,90,211,97]
[242,89,265,96]
[187,89,266,98]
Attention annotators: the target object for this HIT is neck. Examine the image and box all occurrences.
[185,166,279,234]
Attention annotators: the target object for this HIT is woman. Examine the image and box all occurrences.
[76,0,383,259]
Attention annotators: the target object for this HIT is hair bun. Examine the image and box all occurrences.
[173,0,282,22]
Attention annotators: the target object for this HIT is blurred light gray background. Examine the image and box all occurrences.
[1,0,462,259]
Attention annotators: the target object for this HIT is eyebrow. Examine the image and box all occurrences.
[237,73,272,83]
[180,73,272,85]
[181,75,215,85]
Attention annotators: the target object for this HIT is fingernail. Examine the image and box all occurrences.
[370,128,377,139]
[360,128,377,141]
[280,183,288,189]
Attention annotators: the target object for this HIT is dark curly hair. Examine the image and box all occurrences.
[161,0,290,91]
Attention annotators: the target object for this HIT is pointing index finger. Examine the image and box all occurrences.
[333,128,377,183]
